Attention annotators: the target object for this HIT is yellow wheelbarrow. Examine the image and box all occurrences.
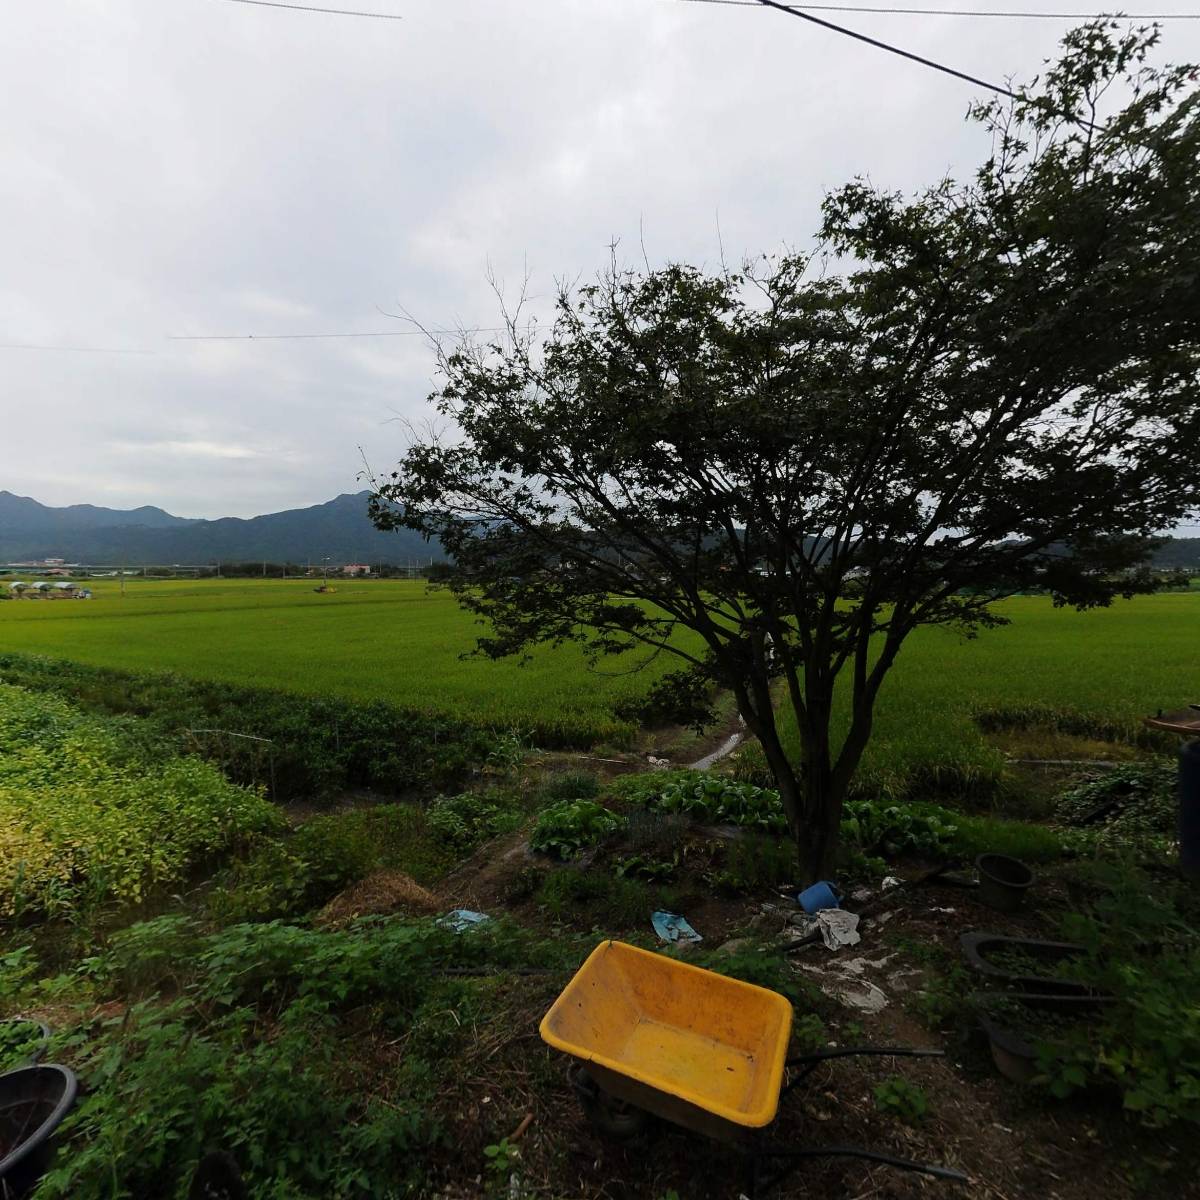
[540,940,968,1197]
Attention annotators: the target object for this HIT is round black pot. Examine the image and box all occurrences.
[0,1065,79,1198]
[976,853,1035,913]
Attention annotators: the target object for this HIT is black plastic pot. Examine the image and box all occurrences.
[976,854,1035,913]
[0,1022,50,1070]
[0,1065,79,1198]
[973,991,1111,1084]
[959,933,1098,997]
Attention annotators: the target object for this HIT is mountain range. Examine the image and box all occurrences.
[3,489,1199,571]
[0,491,441,565]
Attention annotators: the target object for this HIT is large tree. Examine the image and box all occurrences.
[371,24,1200,882]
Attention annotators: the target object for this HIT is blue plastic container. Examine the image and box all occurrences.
[797,881,841,914]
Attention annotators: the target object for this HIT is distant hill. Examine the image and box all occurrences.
[0,491,441,565]
[1151,537,1200,570]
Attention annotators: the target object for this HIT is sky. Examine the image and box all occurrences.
[2,0,1199,526]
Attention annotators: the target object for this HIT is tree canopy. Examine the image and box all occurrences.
[371,23,1200,881]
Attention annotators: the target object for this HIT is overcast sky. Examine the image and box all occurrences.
[3,0,1199,526]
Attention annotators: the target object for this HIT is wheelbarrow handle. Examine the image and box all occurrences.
[753,1145,969,1195]
[787,1045,946,1066]
[783,1046,945,1092]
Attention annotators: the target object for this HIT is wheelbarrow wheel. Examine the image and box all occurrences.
[566,1063,650,1142]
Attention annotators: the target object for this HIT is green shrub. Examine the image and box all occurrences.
[613,668,717,732]
[0,685,281,919]
[613,853,677,882]
[711,834,796,894]
[841,798,958,858]
[944,809,1070,863]
[0,652,501,801]
[1032,864,1200,1127]
[93,914,203,993]
[0,1018,49,1072]
[530,800,623,859]
[616,772,788,833]
[538,770,601,805]
[426,790,522,850]
[1055,760,1176,846]
[535,868,655,928]
[38,1000,443,1199]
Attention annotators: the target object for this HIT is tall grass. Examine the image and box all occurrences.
[779,593,1199,801]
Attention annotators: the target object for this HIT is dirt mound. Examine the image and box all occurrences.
[315,869,441,927]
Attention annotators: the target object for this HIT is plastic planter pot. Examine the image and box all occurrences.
[959,933,1099,997]
[0,1065,79,1198]
[973,992,1111,1085]
[975,854,1035,913]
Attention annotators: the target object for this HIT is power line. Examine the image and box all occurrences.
[0,343,153,354]
[750,0,1032,104]
[677,1,1200,17]
[210,0,403,19]
[168,327,514,340]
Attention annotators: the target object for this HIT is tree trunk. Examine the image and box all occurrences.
[798,753,843,885]
[733,684,844,887]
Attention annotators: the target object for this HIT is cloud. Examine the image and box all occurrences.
[109,439,269,461]
[2,0,1198,521]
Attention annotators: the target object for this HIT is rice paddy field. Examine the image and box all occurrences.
[0,578,1196,774]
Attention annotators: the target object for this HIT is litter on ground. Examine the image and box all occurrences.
[439,909,491,932]
[652,910,703,944]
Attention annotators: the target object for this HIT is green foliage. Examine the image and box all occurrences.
[534,868,657,929]
[616,771,788,833]
[0,945,39,1008]
[210,804,458,923]
[39,999,444,1199]
[483,1137,520,1182]
[0,684,280,919]
[1031,864,1200,1128]
[841,798,958,858]
[538,770,601,805]
[873,1076,929,1125]
[710,834,796,894]
[529,799,623,859]
[426,790,522,850]
[0,649,511,800]
[94,914,203,993]
[945,809,1070,864]
[0,1017,48,1071]
[613,853,677,882]
[690,943,821,1010]
[613,667,717,732]
[1055,760,1177,846]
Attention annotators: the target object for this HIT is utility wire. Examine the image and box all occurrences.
[677,1,1200,18]
[0,343,153,354]
[169,327,513,340]
[210,0,403,19]
[752,0,1030,103]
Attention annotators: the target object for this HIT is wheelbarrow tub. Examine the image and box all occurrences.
[540,940,793,1139]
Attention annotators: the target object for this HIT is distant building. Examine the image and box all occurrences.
[342,564,371,576]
